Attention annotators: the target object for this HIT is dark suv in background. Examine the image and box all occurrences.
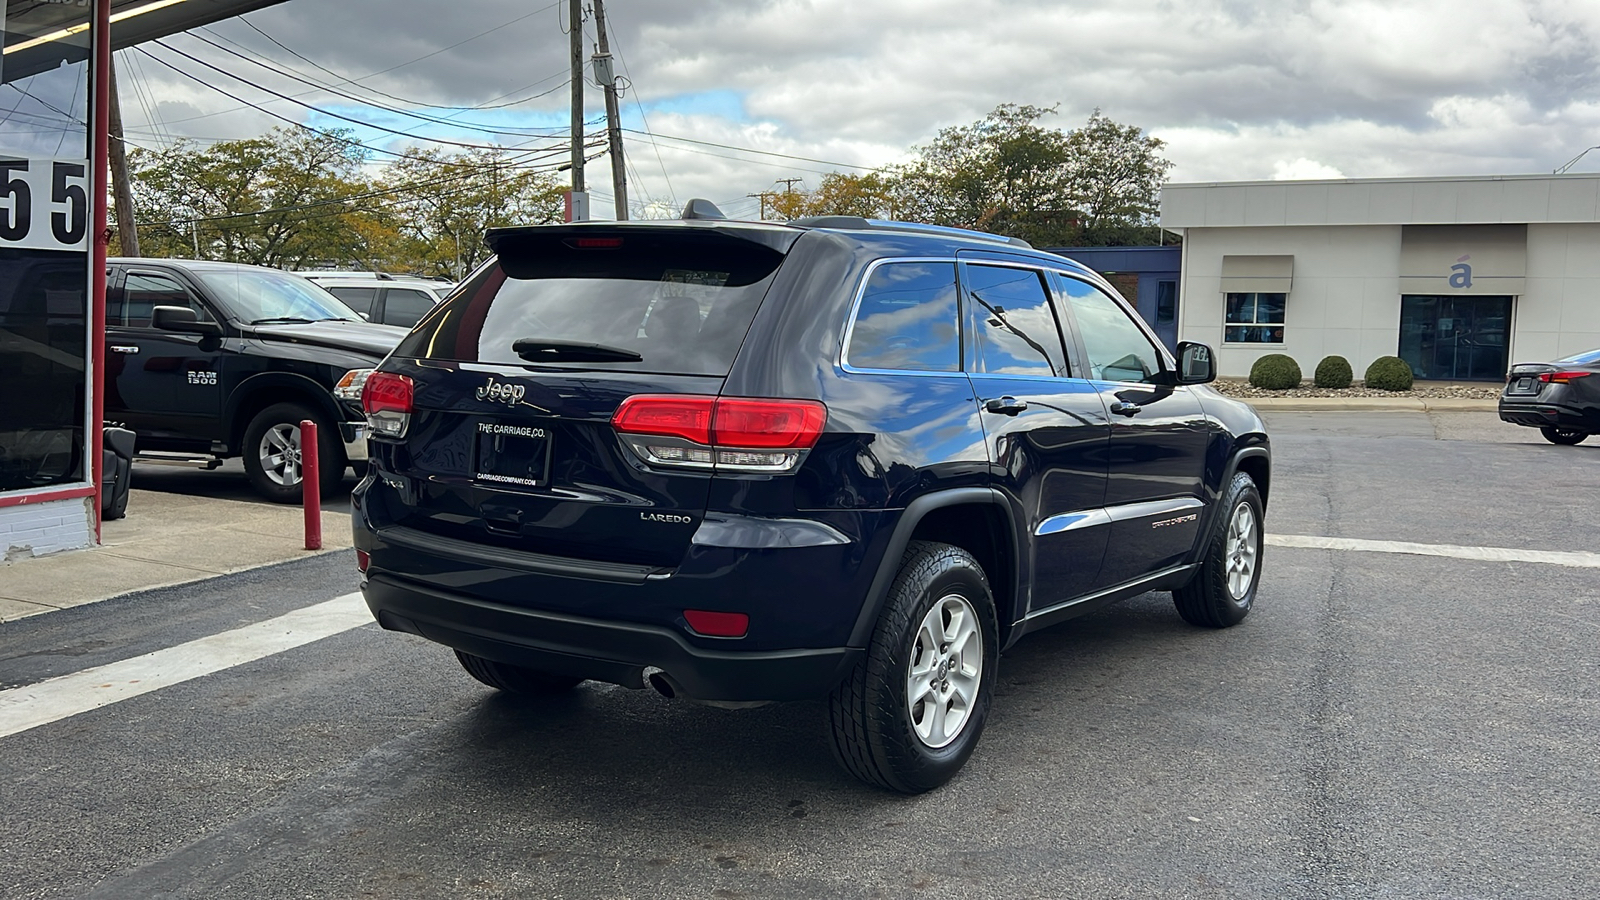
[353,206,1271,792]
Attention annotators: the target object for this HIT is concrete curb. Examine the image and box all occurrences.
[1232,396,1498,412]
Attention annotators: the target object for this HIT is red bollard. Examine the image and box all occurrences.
[301,419,322,550]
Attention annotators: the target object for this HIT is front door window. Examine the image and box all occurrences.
[1398,296,1512,381]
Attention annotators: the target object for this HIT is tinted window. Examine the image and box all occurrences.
[327,286,377,315]
[1060,277,1163,383]
[846,262,959,372]
[123,272,211,328]
[1557,348,1600,365]
[383,288,436,328]
[965,264,1064,377]
[398,232,786,377]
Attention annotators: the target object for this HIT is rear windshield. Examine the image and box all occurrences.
[1556,348,1600,365]
[395,230,786,377]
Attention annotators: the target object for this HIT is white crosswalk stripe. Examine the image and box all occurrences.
[1266,534,1600,569]
[0,593,371,740]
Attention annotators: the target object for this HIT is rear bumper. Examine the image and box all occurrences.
[1498,398,1596,432]
[362,573,861,701]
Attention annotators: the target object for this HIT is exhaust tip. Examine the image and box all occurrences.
[642,666,677,699]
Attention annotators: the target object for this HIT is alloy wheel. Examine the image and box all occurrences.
[258,422,304,487]
[906,593,984,749]
[1225,501,1259,601]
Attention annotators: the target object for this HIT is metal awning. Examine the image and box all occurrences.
[1220,255,1294,294]
[5,0,290,81]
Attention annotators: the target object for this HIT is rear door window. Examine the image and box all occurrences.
[397,230,788,377]
[845,261,960,372]
[327,286,376,316]
[963,263,1066,377]
[381,288,435,328]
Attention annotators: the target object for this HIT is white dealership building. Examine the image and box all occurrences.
[1160,173,1600,381]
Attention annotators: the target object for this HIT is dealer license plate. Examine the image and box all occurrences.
[474,421,551,488]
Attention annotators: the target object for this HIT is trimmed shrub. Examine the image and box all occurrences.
[1249,353,1302,390]
[1363,355,1414,391]
[1313,355,1354,389]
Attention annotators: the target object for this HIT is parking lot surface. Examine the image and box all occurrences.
[1,410,1595,899]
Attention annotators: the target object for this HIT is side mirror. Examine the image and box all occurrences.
[152,305,222,337]
[1175,341,1215,384]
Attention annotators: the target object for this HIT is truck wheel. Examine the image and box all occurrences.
[455,650,584,695]
[1540,427,1587,445]
[827,540,998,794]
[1173,471,1264,628]
[242,402,345,503]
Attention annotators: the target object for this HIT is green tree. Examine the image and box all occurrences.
[127,127,388,268]
[379,147,568,278]
[1060,110,1175,245]
[776,172,896,219]
[838,105,1174,246]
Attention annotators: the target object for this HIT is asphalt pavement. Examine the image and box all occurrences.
[1,410,1596,899]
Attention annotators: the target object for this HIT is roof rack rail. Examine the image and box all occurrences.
[786,216,1033,249]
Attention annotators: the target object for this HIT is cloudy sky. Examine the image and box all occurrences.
[110,0,1600,220]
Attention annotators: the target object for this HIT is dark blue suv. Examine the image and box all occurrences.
[352,205,1271,793]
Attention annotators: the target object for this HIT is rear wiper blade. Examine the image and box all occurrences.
[512,339,642,363]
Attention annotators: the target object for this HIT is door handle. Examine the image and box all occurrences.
[110,345,140,354]
[984,396,1028,416]
[1109,400,1142,416]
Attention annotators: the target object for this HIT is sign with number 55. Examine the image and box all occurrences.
[0,157,91,253]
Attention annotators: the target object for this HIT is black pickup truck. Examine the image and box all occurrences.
[104,258,409,502]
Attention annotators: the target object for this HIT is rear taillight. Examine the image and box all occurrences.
[1539,371,1591,384]
[612,395,826,473]
[362,371,414,438]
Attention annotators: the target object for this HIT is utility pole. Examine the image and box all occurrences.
[591,0,627,220]
[773,178,803,220]
[566,0,588,221]
[107,55,140,257]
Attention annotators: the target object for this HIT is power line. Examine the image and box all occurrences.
[132,45,590,166]
[182,30,570,139]
[621,128,882,171]
[149,38,565,153]
[230,17,572,116]
[137,4,564,130]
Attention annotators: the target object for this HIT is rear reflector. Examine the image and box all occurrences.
[356,549,370,573]
[683,609,749,638]
[612,395,826,473]
[362,371,414,438]
[1539,371,1591,384]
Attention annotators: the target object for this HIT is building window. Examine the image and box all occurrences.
[1156,281,1176,325]
[1225,292,1285,343]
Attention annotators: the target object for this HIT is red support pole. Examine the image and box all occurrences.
[301,420,322,550]
[91,0,111,543]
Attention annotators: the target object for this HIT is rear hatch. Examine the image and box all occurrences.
[377,224,799,568]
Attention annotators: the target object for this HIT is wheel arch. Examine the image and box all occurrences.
[1186,443,1271,568]
[847,488,1022,651]
[226,373,343,456]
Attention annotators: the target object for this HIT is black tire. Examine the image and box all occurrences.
[1174,471,1264,628]
[241,402,345,503]
[1540,427,1588,445]
[454,650,584,695]
[827,541,999,794]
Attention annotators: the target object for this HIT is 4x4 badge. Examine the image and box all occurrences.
[476,375,525,405]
